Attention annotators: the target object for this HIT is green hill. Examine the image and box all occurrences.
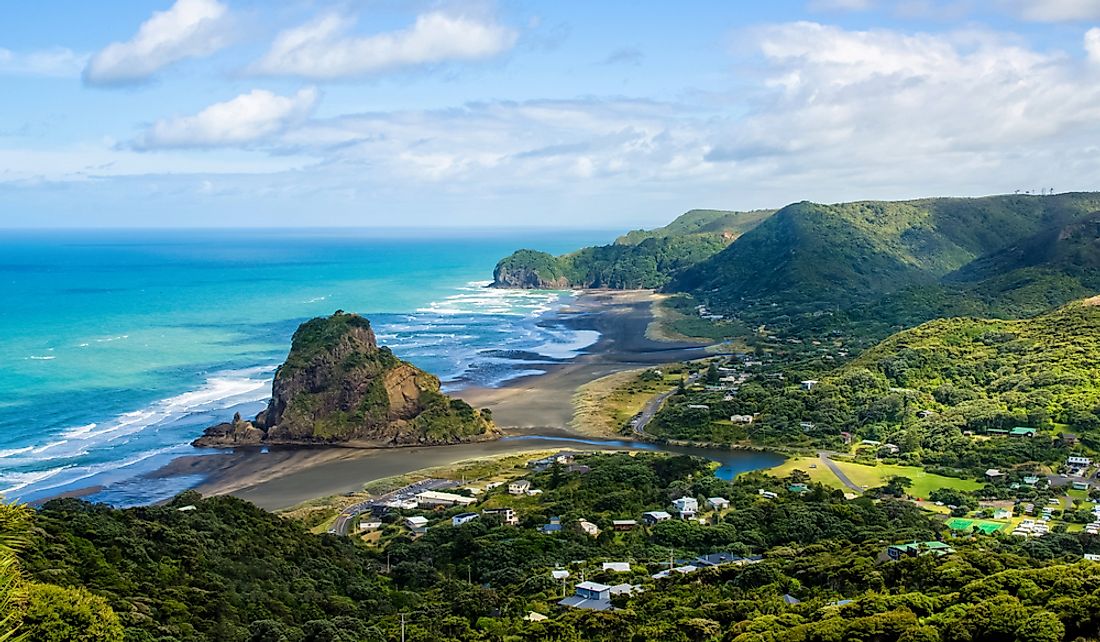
[672,193,1100,311]
[491,208,774,289]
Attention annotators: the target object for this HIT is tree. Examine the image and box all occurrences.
[19,584,122,642]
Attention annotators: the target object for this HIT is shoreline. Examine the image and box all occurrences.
[49,290,717,511]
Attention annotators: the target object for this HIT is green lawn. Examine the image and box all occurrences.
[764,456,847,490]
[830,460,982,498]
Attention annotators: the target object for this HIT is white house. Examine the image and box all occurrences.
[707,497,730,511]
[404,516,429,530]
[730,414,754,424]
[452,512,480,526]
[358,521,383,531]
[801,380,819,391]
[1067,456,1092,467]
[757,489,778,499]
[985,468,1004,479]
[578,519,600,537]
[602,562,631,573]
[508,480,532,495]
[482,508,519,526]
[415,490,476,507]
[672,497,699,518]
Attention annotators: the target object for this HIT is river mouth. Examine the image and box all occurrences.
[501,434,786,480]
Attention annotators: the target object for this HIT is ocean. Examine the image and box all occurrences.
[0,228,612,506]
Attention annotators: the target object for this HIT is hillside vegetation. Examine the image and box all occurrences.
[492,209,775,289]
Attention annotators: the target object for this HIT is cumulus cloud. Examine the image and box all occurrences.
[253,11,517,78]
[84,0,232,85]
[0,47,86,77]
[1088,27,1100,62]
[134,88,318,149]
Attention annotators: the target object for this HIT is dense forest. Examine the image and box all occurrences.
[649,298,1100,476]
[6,452,1100,641]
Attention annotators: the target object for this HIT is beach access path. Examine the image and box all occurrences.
[818,451,864,494]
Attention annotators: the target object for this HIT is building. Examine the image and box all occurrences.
[1085,554,1100,562]
[524,612,548,622]
[788,483,809,494]
[415,490,477,507]
[706,497,730,511]
[985,468,1005,479]
[1022,475,1040,486]
[539,516,562,534]
[695,552,760,567]
[612,519,637,531]
[730,414,754,424]
[1068,456,1092,467]
[993,509,1013,520]
[559,581,613,611]
[642,511,672,525]
[1062,433,1079,446]
[882,443,900,455]
[551,569,570,580]
[653,565,698,579]
[1010,427,1037,438]
[799,421,816,432]
[482,507,519,526]
[1073,481,1091,491]
[358,521,382,531]
[509,480,532,495]
[577,519,600,537]
[758,489,778,499]
[452,512,480,526]
[886,541,954,561]
[801,380,819,391]
[404,516,429,531]
[672,497,699,518]
[602,562,631,573]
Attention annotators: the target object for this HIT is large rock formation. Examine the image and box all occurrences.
[193,312,494,447]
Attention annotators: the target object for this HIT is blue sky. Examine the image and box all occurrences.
[2,0,1100,228]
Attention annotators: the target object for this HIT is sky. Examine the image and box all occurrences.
[2,0,1100,229]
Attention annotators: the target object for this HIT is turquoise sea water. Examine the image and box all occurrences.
[0,228,611,505]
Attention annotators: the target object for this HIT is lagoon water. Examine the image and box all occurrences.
[0,228,613,504]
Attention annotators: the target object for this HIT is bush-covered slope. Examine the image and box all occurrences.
[492,208,775,289]
[672,193,1100,311]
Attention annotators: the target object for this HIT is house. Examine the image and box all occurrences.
[612,519,637,531]
[523,612,548,622]
[1085,554,1100,562]
[672,497,699,518]
[539,517,562,534]
[993,509,1013,520]
[886,541,954,561]
[404,516,429,531]
[782,594,801,605]
[577,519,600,537]
[1010,427,1037,438]
[602,562,631,573]
[687,404,710,410]
[415,490,477,507]
[559,581,613,611]
[358,521,383,531]
[509,480,532,495]
[653,565,698,579]
[1061,433,1079,446]
[482,508,519,526]
[788,483,809,494]
[882,443,900,455]
[1022,475,1040,486]
[642,511,672,525]
[609,583,640,596]
[452,512,480,526]
[567,464,591,474]
[695,552,760,567]
[758,489,778,499]
[916,410,935,419]
[1073,481,1091,491]
[1068,456,1092,467]
[485,481,504,489]
[706,497,730,511]
[730,414,754,424]
[551,569,570,580]
[985,468,1004,479]
[860,439,882,448]
[801,380,819,391]
[799,421,816,432]
[840,431,853,445]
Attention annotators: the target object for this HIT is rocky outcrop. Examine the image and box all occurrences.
[491,249,573,289]
[193,312,494,448]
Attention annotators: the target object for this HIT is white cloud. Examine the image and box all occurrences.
[84,0,232,85]
[134,88,319,149]
[254,11,517,79]
[0,47,86,77]
[1088,27,1100,62]
[1010,0,1100,21]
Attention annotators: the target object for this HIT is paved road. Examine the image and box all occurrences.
[632,371,702,436]
[818,452,863,494]
[330,478,458,536]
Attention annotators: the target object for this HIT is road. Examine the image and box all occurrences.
[818,451,863,494]
[632,371,702,436]
[330,478,458,536]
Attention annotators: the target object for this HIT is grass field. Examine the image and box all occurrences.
[828,460,982,498]
[764,456,847,490]
[572,367,680,437]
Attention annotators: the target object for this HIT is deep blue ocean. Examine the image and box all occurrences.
[0,228,611,505]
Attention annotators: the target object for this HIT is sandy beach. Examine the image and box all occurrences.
[143,290,712,510]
